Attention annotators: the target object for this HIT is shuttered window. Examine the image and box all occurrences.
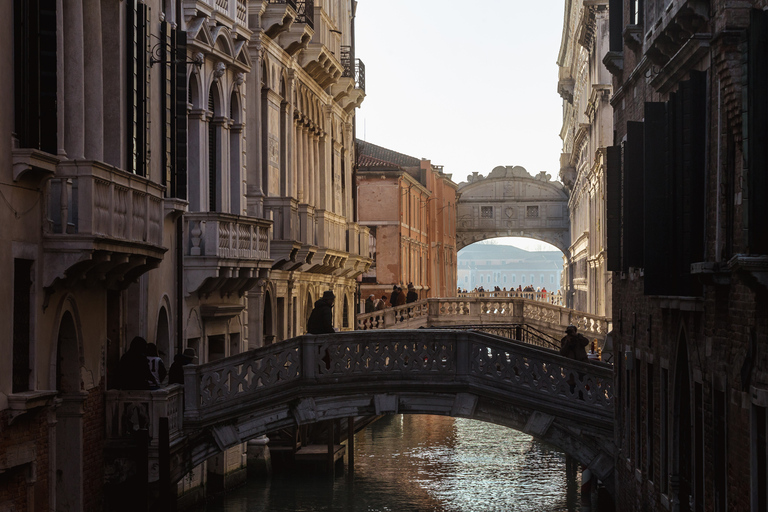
[14,0,57,154]
[624,122,644,269]
[744,9,768,255]
[175,30,188,199]
[643,72,706,296]
[609,0,624,52]
[127,0,148,176]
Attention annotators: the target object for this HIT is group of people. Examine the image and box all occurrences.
[118,336,198,390]
[364,283,419,313]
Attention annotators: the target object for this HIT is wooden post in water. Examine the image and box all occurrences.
[327,419,335,476]
[347,417,355,472]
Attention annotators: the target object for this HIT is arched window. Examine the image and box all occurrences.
[512,275,516,283]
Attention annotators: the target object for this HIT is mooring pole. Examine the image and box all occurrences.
[327,420,335,476]
[347,417,355,472]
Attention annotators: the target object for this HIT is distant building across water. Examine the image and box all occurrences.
[457,243,563,291]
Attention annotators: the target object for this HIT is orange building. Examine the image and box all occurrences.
[356,141,458,304]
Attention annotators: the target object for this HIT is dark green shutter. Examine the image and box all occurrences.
[161,22,173,192]
[643,102,671,295]
[127,0,148,176]
[624,122,644,269]
[745,9,768,254]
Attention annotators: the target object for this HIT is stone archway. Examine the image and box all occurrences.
[456,166,570,253]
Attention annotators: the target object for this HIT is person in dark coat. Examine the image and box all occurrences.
[560,325,589,361]
[168,348,197,385]
[365,294,375,313]
[389,285,401,308]
[395,286,406,306]
[376,294,388,310]
[307,290,336,334]
[119,336,155,390]
[405,283,418,303]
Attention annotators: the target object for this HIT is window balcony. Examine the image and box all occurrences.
[276,0,314,55]
[184,212,272,295]
[263,0,297,39]
[332,46,366,111]
[183,0,249,39]
[43,160,167,290]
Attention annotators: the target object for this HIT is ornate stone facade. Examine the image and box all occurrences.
[558,0,613,317]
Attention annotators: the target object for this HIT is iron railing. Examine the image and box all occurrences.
[295,0,314,29]
[341,46,365,92]
[431,324,561,350]
[267,0,298,8]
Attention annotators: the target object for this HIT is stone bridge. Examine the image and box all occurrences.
[357,295,612,346]
[456,166,570,253]
[107,329,616,495]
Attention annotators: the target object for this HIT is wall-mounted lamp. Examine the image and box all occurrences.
[149,39,204,68]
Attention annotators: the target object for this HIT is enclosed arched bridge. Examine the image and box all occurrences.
[107,327,616,495]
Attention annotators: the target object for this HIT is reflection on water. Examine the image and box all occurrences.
[193,415,581,512]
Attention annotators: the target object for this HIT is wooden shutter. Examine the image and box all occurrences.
[161,21,173,192]
[745,9,768,254]
[174,30,188,200]
[643,102,671,295]
[208,91,217,211]
[126,0,148,176]
[607,145,622,271]
[624,121,644,269]
[609,0,624,52]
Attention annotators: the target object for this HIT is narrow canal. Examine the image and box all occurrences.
[194,414,591,512]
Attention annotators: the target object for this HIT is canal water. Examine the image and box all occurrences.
[194,414,585,512]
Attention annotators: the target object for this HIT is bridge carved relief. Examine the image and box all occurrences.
[456,166,570,253]
[117,330,616,493]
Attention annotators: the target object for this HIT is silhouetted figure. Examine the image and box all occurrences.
[168,348,197,385]
[119,336,155,390]
[146,343,167,388]
[307,290,336,334]
[365,294,375,313]
[406,283,418,303]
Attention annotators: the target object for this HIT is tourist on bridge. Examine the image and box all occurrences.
[365,294,376,313]
[118,336,157,390]
[406,283,418,303]
[560,325,589,362]
[376,294,388,310]
[307,290,336,334]
[146,343,167,388]
[389,285,401,307]
[394,286,406,306]
[168,348,197,385]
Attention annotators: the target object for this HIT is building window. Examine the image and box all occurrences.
[753,404,767,511]
[714,389,727,511]
[550,275,555,284]
[661,368,669,493]
[647,362,655,482]
[540,275,544,284]
[481,206,493,218]
[526,206,539,218]
[502,275,507,284]
[512,275,516,283]
[521,275,525,284]
[13,259,33,393]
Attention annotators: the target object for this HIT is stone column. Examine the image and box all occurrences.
[313,133,321,209]
[82,0,103,161]
[296,121,304,202]
[246,38,264,217]
[63,0,85,159]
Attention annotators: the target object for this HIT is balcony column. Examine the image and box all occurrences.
[312,132,321,209]
[82,0,104,161]
[63,0,85,159]
[344,122,354,219]
[304,124,313,205]
[296,120,304,202]
[246,38,265,216]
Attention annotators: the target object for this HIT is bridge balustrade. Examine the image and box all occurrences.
[181,330,613,432]
[357,297,611,343]
[458,289,564,306]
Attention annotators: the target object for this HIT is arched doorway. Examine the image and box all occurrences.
[55,311,84,511]
[263,291,274,345]
[673,329,692,512]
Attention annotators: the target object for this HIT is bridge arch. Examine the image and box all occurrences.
[456,166,570,254]
[173,330,615,494]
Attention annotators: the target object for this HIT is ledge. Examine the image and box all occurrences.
[13,148,60,182]
[6,390,58,425]
[690,261,730,285]
[602,51,624,77]
[727,254,768,292]
[649,33,711,93]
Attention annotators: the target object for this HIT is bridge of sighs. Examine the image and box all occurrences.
[106,304,616,495]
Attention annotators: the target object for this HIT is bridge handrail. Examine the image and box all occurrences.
[356,297,612,339]
[182,330,613,430]
[430,323,561,350]
[458,289,563,306]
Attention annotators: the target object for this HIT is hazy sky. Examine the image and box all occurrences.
[354,1,567,251]
[354,0,567,185]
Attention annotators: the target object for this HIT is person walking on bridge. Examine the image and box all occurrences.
[560,325,589,361]
[307,290,336,334]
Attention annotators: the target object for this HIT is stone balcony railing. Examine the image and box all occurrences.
[357,297,611,343]
[184,0,248,26]
[458,289,564,306]
[315,210,346,252]
[184,211,272,294]
[105,386,184,482]
[43,160,166,289]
